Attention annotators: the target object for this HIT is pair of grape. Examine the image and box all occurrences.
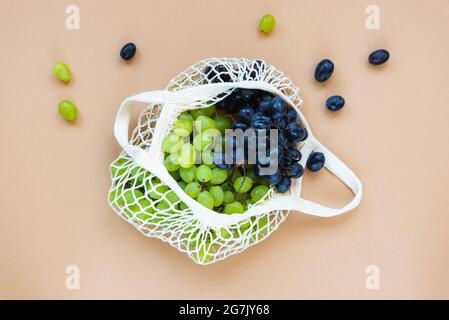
[53,62,78,121]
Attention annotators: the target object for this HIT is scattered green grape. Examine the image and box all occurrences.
[53,62,72,82]
[173,119,193,136]
[194,115,216,133]
[209,186,224,207]
[197,191,214,210]
[224,201,244,214]
[184,182,201,198]
[190,104,216,119]
[177,143,196,168]
[250,185,269,203]
[179,165,196,183]
[223,190,235,203]
[195,164,212,183]
[210,168,228,185]
[259,14,276,33]
[162,134,183,153]
[164,154,179,172]
[156,200,171,211]
[233,176,253,193]
[58,100,77,121]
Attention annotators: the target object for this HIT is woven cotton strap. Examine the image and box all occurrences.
[114,82,362,226]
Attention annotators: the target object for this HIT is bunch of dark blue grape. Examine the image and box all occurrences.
[214,88,308,193]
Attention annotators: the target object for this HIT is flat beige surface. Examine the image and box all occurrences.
[0,0,448,299]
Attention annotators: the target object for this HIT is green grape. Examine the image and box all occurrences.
[219,228,232,239]
[178,112,193,123]
[209,186,224,207]
[156,200,171,211]
[179,165,196,183]
[201,150,214,166]
[108,188,118,203]
[233,176,253,193]
[190,109,205,119]
[239,220,251,233]
[203,104,216,116]
[220,181,230,191]
[184,182,201,198]
[258,14,276,33]
[164,154,179,172]
[135,199,155,220]
[178,181,187,189]
[166,191,180,205]
[179,202,188,211]
[110,157,130,177]
[251,185,269,203]
[223,190,235,203]
[130,166,147,184]
[177,143,196,168]
[193,133,215,151]
[197,191,214,210]
[224,201,244,214]
[194,115,216,133]
[173,119,193,136]
[257,215,268,231]
[170,170,181,181]
[245,169,257,180]
[124,189,143,203]
[58,100,77,121]
[53,62,71,82]
[195,164,212,183]
[214,116,232,135]
[195,241,213,264]
[162,134,183,153]
[148,183,169,199]
[210,168,228,185]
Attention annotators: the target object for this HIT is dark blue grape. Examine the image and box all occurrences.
[251,120,270,130]
[120,43,137,60]
[276,176,292,193]
[285,163,304,178]
[258,99,272,114]
[272,111,283,123]
[315,59,334,82]
[286,123,308,142]
[240,89,256,103]
[239,107,254,123]
[266,169,282,185]
[205,64,231,83]
[287,149,302,162]
[326,95,345,112]
[306,152,325,172]
[232,120,249,131]
[278,116,288,130]
[286,108,298,122]
[213,152,232,170]
[368,49,390,65]
[271,96,286,114]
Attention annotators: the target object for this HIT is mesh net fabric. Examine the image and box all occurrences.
[108,58,303,265]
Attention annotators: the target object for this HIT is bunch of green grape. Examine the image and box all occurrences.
[162,104,270,214]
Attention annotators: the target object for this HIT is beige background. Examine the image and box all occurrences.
[0,0,448,299]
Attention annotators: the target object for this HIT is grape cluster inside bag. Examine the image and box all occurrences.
[109,57,363,265]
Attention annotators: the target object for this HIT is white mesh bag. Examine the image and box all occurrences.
[109,57,362,265]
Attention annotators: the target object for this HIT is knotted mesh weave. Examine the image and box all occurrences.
[108,58,304,264]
